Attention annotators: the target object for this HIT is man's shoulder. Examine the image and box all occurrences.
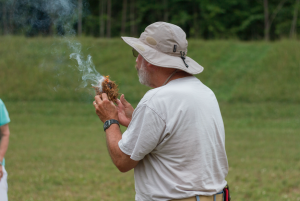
[137,87,163,108]
[140,76,202,99]
[137,76,216,110]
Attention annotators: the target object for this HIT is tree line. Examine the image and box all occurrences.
[0,0,299,40]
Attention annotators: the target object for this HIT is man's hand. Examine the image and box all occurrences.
[94,93,118,123]
[116,94,134,127]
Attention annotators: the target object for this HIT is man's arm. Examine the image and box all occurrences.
[0,124,10,179]
[105,124,138,172]
[94,94,138,172]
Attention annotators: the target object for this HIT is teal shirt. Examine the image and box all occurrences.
[0,99,10,167]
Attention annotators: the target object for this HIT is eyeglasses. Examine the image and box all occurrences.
[132,48,139,57]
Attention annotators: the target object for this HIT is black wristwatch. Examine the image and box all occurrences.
[103,119,120,131]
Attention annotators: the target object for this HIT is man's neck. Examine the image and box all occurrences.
[150,69,192,88]
[163,71,192,86]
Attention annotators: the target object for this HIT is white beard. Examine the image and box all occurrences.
[137,59,152,87]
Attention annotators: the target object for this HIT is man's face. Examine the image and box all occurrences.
[135,54,152,87]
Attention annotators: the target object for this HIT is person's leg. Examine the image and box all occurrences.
[0,166,8,201]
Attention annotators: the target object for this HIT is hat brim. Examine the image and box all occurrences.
[121,37,204,75]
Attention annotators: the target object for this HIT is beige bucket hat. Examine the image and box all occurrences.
[121,22,204,74]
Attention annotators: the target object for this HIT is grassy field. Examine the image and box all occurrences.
[1,37,300,200]
[5,101,300,201]
[0,37,299,103]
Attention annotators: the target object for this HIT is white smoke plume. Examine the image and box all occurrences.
[9,0,104,91]
[69,43,103,88]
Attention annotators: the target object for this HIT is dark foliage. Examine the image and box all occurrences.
[0,0,299,40]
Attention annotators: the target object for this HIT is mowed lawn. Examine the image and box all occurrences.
[4,101,300,201]
[1,37,300,200]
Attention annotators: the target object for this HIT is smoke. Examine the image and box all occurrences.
[69,44,103,88]
[7,0,104,92]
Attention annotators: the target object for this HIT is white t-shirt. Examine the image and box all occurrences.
[118,76,228,201]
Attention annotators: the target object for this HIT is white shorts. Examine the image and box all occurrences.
[0,166,8,201]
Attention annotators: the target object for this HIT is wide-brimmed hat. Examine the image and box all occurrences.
[121,22,204,75]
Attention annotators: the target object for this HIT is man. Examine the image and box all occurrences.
[0,99,10,201]
[93,22,229,201]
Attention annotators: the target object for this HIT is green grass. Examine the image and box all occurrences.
[0,37,300,103]
[6,101,135,201]
[1,37,300,200]
[4,101,300,201]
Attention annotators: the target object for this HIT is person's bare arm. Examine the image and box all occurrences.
[104,124,138,172]
[0,124,10,179]
[94,94,138,172]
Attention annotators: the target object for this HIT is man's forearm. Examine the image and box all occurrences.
[105,124,138,172]
[105,124,123,165]
[93,93,138,172]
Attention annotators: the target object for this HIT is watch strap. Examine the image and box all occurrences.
[103,119,120,131]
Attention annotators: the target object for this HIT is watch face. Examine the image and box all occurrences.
[104,120,119,131]
[104,120,110,131]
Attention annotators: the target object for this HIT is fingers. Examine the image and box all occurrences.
[93,93,118,123]
[95,93,110,103]
[94,94,115,109]
[116,98,123,107]
[101,93,109,101]
[94,95,103,104]
[94,95,103,110]
[93,101,97,109]
[120,94,129,106]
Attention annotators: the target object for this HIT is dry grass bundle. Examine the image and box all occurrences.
[93,76,119,103]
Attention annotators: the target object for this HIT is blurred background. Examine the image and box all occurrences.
[0,0,300,40]
[0,0,299,200]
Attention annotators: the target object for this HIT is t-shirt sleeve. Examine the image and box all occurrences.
[0,99,10,126]
[118,104,166,161]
